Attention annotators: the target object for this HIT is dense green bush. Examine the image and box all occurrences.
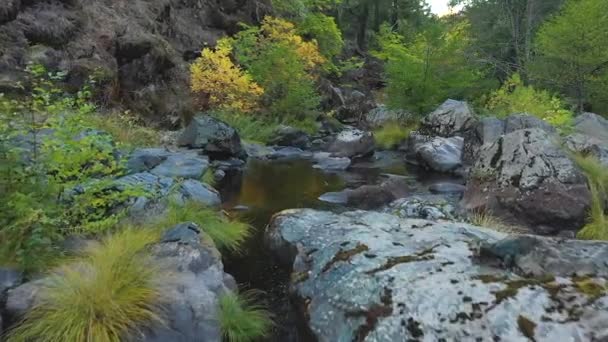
[299,12,344,60]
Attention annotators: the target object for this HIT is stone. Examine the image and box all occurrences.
[243,142,275,160]
[420,99,477,137]
[413,135,464,173]
[150,154,210,179]
[319,178,408,209]
[5,279,46,320]
[385,195,458,220]
[126,148,173,173]
[170,179,221,208]
[334,89,375,124]
[328,128,375,159]
[0,267,23,297]
[268,125,311,149]
[312,152,351,171]
[365,105,411,128]
[462,128,591,234]
[462,117,505,165]
[266,209,608,342]
[571,112,608,142]
[268,147,313,161]
[177,115,245,159]
[564,133,608,166]
[504,113,556,134]
[138,223,236,342]
[429,182,466,195]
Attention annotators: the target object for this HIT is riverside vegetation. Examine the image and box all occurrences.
[1,0,608,340]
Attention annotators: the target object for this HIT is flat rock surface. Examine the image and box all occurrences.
[266,209,608,342]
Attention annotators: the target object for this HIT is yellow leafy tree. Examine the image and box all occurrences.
[190,38,264,113]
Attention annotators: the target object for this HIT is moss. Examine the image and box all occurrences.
[365,245,437,275]
[322,243,369,273]
[517,315,537,341]
[493,275,556,304]
[573,276,607,299]
[291,271,310,283]
[373,120,418,150]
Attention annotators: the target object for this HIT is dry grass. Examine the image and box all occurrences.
[5,228,164,342]
[468,210,527,234]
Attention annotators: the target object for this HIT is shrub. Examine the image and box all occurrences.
[374,120,418,149]
[218,290,273,342]
[485,74,573,128]
[154,201,251,252]
[5,228,164,342]
[572,154,608,240]
[190,38,264,113]
[299,13,344,60]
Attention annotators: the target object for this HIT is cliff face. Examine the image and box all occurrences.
[0,0,270,126]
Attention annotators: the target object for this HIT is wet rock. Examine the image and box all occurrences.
[413,134,463,173]
[266,209,608,342]
[312,152,351,171]
[211,158,246,172]
[429,182,466,195]
[170,179,221,208]
[462,117,505,165]
[269,125,311,149]
[213,169,226,183]
[420,99,477,137]
[318,191,349,204]
[504,114,556,134]
[328,128,375,159]
[365,105,411,128]
[243,142,275,160]
[319,178,408,209]
[268,147,313,161]
[386,195,458,220]
[178,115,245,159]
[462,128,591,235]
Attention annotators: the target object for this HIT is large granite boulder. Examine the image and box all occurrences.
[127,148,210,179]
[462,117,505,165]
[571,112,608,142]
[411,134,463,173]
[504,114,556,134]
[328,128,375,159]
[565,113,608,166]
[266,209,608,342]
[462,128,591,235]
[385,195,458,220]
[420,99,477,137]
[365,105,411,128]
[177,115,245,159]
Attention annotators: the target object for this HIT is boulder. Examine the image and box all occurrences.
[150,154,210,179]
[169,179,221,208]
[565,133,608,166]
[412,134,463,173]
[428,182,466,195]
[139,222,236,342]
[504,114,556,134]
[420,99,477,137]
[365,105,410,128]
[177,115,245,159]
[0,0,20,24]
[243,142,275,160]
[268,147,313,161]
[268,125,311,149]
[328,129,375,159]
[462,128,591,235]
[312,152,351,171]
[462,117,505,165]
[266,209,608,342]
[334,90,375,124]
[127,148,173,173]
[319,178,408,209]
[5,279,46,320]
[571,112,608,142]
[0,267,22,296]
[385,195,458,220]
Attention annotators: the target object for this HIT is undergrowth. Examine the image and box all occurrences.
[218,290,273,342]
[154,201,251,252]
[89,110,160,148]
[374,120,419,150]
[5,228,164,342]
[572,154,608,240]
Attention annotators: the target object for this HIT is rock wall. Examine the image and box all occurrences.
[0,0,270,126]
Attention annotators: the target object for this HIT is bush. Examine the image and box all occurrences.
[232,17,324,119]
[485,74,573,128]
[572,154,608,240]
[299,13,344,60]
[154,201,251,252]
[190,38,264,113]
[218,290,273,342]
[5,228,164,342]
[374,120,418,149]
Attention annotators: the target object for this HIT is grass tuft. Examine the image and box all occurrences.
[154,201,251,252]
[5,228,163,342]
[572,154,608,240]
[468,210,526,234]
[218,290,273,342]
[89,111,160,148]
[373,120,418,150]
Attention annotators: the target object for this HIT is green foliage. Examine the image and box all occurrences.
[532,0,608,114]
[374,21,483,114]
[5,228,164,342]
[89,111,160,148]
[231,17,323,119]
[218,290,273,342]
[485,73,573,127]
[373,120,418,149]
[299,13,344,60]
[154,201,251,252]
[572,154,608,240]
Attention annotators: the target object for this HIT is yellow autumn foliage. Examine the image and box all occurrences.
[260,17,326,71]
[190,38,264,113]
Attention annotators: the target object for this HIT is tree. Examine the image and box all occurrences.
[532,0,608,113]
[190,39,264,113]
[374,20,483,113]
